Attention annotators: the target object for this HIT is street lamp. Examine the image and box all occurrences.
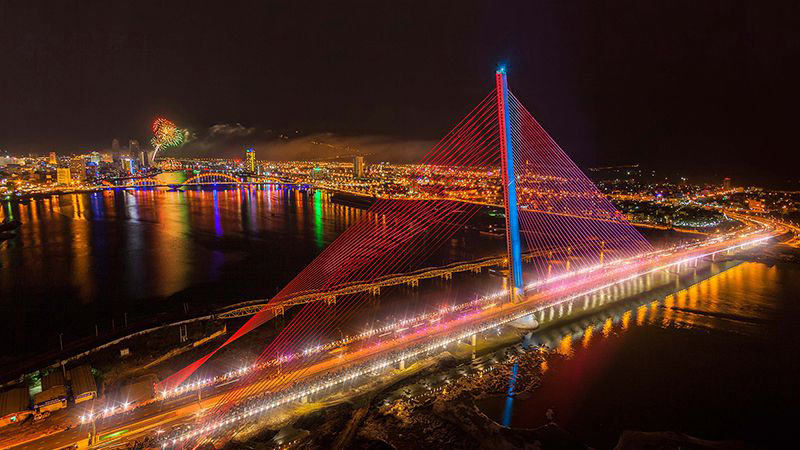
[86,398,97,446]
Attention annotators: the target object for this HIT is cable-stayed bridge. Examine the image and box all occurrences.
[66,71,779,449]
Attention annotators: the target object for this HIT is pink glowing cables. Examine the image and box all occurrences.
[164,81,655,447]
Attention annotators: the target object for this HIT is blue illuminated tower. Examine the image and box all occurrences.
[496,68,524,301]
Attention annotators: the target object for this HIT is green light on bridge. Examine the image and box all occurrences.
[99,429,130,441]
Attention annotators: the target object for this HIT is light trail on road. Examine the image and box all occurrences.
[156,228,774,448]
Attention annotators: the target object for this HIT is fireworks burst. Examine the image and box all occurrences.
[151,118,187,159]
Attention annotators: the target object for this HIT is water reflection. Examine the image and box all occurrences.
[0,186,505,358]
[480,261,797,448]
[534,261,778,349]
[501,363,519,426]
[0,187,379,357]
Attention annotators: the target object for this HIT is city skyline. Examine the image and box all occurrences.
[2,1,799,186]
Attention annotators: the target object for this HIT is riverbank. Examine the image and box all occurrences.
[220,344,755,450]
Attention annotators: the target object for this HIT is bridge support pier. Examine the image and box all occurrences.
[179,324,188,343]
[471,333,477,359]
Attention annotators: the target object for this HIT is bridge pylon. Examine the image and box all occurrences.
[496,68,524,302]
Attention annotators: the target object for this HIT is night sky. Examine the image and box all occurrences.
[2,1,799,185]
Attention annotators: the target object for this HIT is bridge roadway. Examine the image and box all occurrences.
[215,238,635,319]
[5,223,777,449]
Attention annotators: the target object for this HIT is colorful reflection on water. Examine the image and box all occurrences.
[0,184,507,360]
[479,261,800,448]
[0,186,372,357]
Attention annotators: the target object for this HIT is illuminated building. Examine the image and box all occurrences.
[121,158,136,174]
[48,152,57,165]
[723,177,732,190]
[89,152,101,164]
[245,147,256,172]
[140,150,150,167]
[69,158,86,181]
[56,167,71,184]
[129,139,140,153]
[353,156,364,179]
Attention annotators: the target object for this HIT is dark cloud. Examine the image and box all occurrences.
[207,123,257,138]
[173,124,435,163]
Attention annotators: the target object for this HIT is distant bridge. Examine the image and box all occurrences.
[213,238,624,319]
[99,172,292,189]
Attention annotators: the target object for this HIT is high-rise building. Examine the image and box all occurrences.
[111,138,120,152]
[140,151,150,167]
[129,139,140,153]
[353,156,365,179]
[121,158,135,174]
[69,158,86,182]
[245,147,256,172]
[89,152,101,164]
[723,177,732,190]
[56,168,71,184]
[48,152,57,165]
[101,152,113,163]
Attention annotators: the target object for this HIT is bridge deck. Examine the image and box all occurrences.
[214,239,630,319]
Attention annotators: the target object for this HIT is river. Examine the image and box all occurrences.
[0,174,508,366]
[478,260,800,448]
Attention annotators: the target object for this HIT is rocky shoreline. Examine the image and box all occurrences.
[217,344,757,450]
[221,349,585,449]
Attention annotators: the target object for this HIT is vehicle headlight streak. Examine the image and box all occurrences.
[160,233,771,448]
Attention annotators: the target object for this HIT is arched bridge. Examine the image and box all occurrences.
[99,173,290,189]
[182,172,243,185]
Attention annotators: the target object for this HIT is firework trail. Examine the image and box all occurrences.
[151,118,187,160]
